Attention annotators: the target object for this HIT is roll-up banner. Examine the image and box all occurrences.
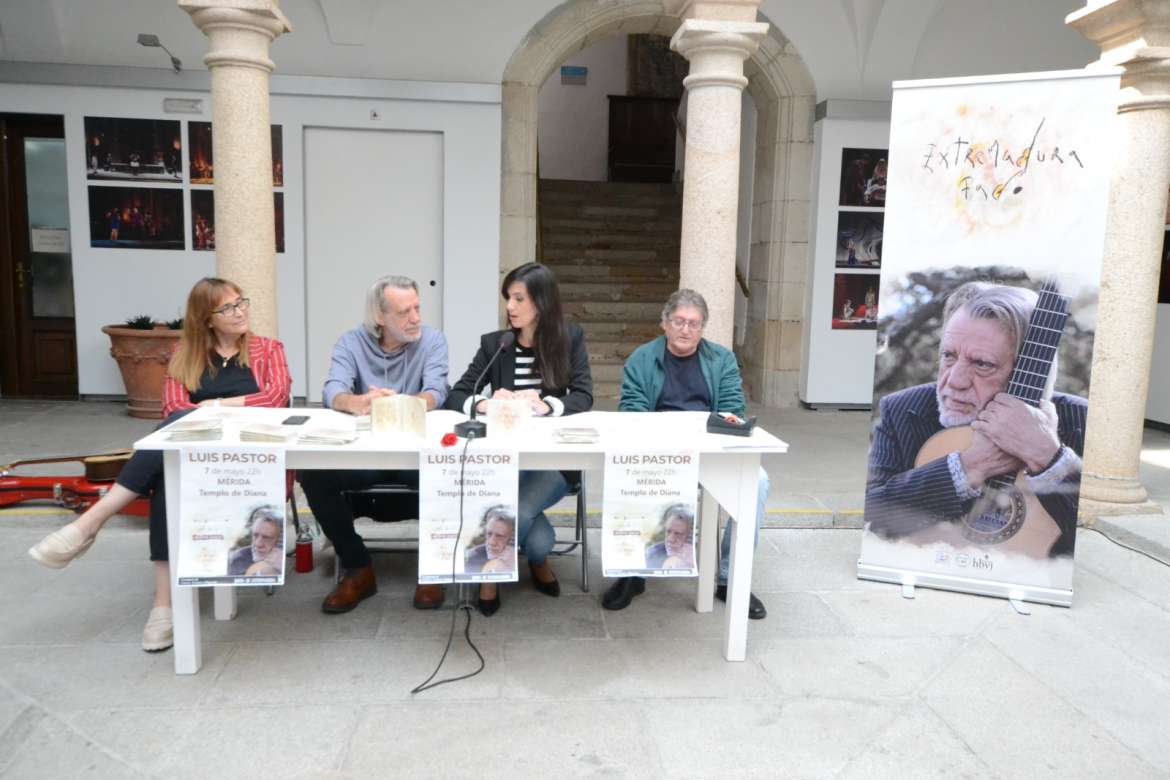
[857,69,1120,606]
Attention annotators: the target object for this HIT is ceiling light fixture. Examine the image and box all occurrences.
[137,33,182,73]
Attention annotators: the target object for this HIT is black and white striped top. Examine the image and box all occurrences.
[512,343,543,389]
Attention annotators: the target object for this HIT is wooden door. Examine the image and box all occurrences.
[607,96,679,183]
[0,115,78,398]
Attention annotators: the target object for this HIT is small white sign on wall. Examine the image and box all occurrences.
[30,228,69,253]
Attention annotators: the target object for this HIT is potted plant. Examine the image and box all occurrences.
[101,315,183,419]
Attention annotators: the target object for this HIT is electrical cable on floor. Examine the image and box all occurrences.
[411,433,486,694]
[1086,526,1170,568]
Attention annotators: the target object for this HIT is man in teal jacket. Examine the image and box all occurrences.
[603,289,769,619]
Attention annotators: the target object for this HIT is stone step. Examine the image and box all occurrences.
[540,178,680,197]
[560,281,678,303]
[593,380,622,399]
[577,320,663,342]
[542,217,681,233]
[541,204,672,220]
[539,190,683,209]
[545,264,678,283]
[541,231,680,250]
[542,247,668,264]
[587,340,640,363]
[590,361,626,383]
[564,300,664,321]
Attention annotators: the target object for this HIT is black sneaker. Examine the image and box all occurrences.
[601,577,646,610]
[715,584,767,620]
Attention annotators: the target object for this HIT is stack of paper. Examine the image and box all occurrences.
[166,417,224,442]
[239,422,298,443]
[298,427,359,445]
[552,427,599,444]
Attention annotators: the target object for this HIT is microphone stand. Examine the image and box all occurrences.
[454,332,514,439]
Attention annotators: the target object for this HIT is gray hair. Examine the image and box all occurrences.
[363,275,419,340]
[662,289,709,326]
[661,503,694,530]
[246,505,284,543]
[941,282,1037,354]
[941,281,1057,396]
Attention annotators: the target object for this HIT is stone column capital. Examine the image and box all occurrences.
[1069,1,1170,111]
[671,19,768,90]
[179,0,292,73]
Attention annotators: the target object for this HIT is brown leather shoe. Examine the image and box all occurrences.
[322,565,377,614]
[413,583,446,610]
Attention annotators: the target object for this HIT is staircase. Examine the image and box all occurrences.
[539,179,682,399]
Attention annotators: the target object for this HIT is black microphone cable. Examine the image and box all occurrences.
[411,432,486,694]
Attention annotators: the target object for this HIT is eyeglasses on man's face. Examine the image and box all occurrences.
[667,316,704,332]
[213,297,250,317]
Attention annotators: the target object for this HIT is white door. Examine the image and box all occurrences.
[304,127,443,404]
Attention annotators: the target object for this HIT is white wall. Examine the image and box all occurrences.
[0,71,501,400]
[799,113,890,406]
[1147,306,1170,425]
[537,36,628,182]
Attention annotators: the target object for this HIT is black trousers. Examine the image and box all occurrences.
[115,409,194,562]
[297,469,419,570]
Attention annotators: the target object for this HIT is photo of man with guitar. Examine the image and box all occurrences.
[864,280,1087,561]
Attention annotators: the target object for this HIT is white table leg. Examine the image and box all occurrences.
[213,586,238,620]
[165,450,202,674]
[695,488,718,613]
[700,453,760,662]
[722,454,759,661]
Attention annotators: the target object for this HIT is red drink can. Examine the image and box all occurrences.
[295,538,313,573]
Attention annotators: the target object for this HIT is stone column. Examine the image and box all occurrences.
[1068,0,1170,516]
[180,0,291,338]
[671,17,767,347]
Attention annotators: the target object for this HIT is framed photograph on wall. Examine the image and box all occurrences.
[84,117,182,183]
[830,272,879,330]
[187,122,283,186]
[189,189,284,254]
[835,211,883,268]
[839,147,887,207]
[88,186,184,250]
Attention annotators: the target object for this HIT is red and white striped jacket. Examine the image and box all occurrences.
[162,335,291,417]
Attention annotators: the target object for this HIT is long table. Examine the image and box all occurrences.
[134,407,788,675]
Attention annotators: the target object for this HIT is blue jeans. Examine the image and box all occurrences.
[517,470,569,564]
[717,467,770,585]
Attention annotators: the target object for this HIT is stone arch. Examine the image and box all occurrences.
[500,0,816,406]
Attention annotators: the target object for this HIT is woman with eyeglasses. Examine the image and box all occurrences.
[445,262,593,616]
[28,277,291,652]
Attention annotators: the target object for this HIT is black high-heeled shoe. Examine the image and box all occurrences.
[529,561,561,598]
[477,585,500,617]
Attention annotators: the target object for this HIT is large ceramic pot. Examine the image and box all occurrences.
[101,325,182,419]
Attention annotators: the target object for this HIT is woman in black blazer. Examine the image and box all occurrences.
[446,262,593,615]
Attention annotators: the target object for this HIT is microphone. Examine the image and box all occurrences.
[454,331,516,439]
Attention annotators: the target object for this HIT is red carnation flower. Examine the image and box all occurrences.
[441,432,458,448]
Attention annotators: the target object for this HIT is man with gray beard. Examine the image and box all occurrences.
[864,282,1087,558]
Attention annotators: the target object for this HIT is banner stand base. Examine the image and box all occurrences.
[901,582,916,599]
[858,562,1072,608]
[1008,598,1032,615]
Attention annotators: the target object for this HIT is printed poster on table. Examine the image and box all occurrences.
[177,446,286,586]
[602,449,700,577]
[418,446,519,584]
[856,69,1119,607]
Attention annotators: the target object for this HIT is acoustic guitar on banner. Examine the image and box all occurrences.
[907,281,1070,560]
